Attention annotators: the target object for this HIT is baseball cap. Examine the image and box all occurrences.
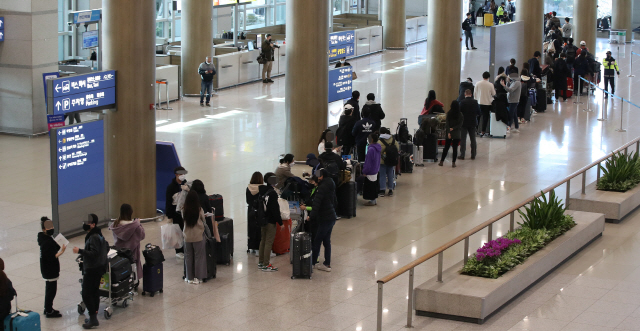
[580,41,586,46]
[174,166,188,175]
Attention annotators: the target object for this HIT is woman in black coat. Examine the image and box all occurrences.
[0,258,16,330]
[553,53,571,101]
[246,172,264,254]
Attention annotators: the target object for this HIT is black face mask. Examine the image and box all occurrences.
[46,229,54,236]
[82,223,91,231]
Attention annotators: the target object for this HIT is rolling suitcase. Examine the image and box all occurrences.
[216,233,232,265]
[484,13,494,26]
[291,231,313,279]
[3,297,40,331]
[489,112,507,138]
[424,133,438,162]
[535,89,547,112]
[290,210,306,264]
[400,142,413,154]
[109,255,132,283]
[217,217,234,257]
[400,153,413,173]
[141,263,163,296]
[208,194,224,220]
[272,218,292,255]
[413,145,424,166]
[204,234,217,278]
[336,181,357,218]
[565,77,574,98]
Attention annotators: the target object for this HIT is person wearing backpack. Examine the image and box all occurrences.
[458,89,480,160]
[361,93,385,128]
[378,128,399,197]
[73,214,108,329]
[563,38,578,73]
[258,173,282,272]
[246,172,264,256]
[318,141,346,186]
[462,13,476,51]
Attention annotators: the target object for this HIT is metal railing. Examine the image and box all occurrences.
[110,210,165,224]
[375,136,640,330]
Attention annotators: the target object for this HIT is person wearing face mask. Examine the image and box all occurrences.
[108,204,146,283]
[275,154,296,190]
[198,56,216,106]
[334,57,351,68]
[38,217,65,318]
[166,166,189,259]
[603,51,620,96]
[73,214,108,329]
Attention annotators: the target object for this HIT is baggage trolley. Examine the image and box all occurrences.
[76,256,134,320]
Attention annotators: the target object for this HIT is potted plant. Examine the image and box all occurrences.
[597,151,640,192]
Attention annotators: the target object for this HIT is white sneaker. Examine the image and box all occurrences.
[511,129,520,133]
[176,253,184,259]
[192,278,200,285]
[317,264,332,272]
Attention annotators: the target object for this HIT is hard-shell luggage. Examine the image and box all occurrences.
[204,235,217,278]
[142,263,163,297]
[522,100,533,122]
[564,77,574,98]
[535,89,547,112]
[273,219,292,255]
[216,233,232,265]
[336,181,357,218]
[424,133,438,162]
[484,13,494,26]
[489,112,507,138]
[109,256,132,283]
[291,231,313,279]
[477,16,484,26]
[400,153,413,173]
[3,298,40,331]
[142,244,165,266]
[413,145,424,166]
[400,142,413,154]
[208,194,224,220]
[290,210,306,264]
[110,277,134,298]
[217,217,234,257]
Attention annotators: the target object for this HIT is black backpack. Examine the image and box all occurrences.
[250,189,271,227]
[321,157,340,180]
[396,120,410,144]
[565,45,577,62]
[381,138,399,166]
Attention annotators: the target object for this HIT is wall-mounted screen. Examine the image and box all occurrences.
[82,30,99,49]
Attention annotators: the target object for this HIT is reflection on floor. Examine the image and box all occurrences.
[3,28,640,330]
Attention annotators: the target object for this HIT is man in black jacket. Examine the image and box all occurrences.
[346,91,361,120]
[73,214,108,329]
[38,217,66,318]
[309,168,337,272]
[528,51,542,78]
[458,90,481,160]
[318,141,346,186]
[198,57,216,106]
[337,106,358,156]
[166,166,188,259]
[361,93,385,128]
[352,108,378,162]
[258,173,283,272]
[462,13,477,50]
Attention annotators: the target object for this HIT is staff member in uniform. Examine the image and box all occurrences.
[166,166,189,259]
[603,51,620,96]
[261,34,280,84]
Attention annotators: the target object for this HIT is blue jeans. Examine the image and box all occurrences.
[312,220,335,266]
[200,81,213,104]
[508,103,519,129]
[379,164,395,191]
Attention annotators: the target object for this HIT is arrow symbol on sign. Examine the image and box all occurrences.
[0,32,4,39]
[0,20,3,28]
[59,165,62,170]
[55,101,61,111]
[55,84,61,93]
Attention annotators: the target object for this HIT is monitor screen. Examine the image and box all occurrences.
[82,30,99,49]
[247,41,254,51]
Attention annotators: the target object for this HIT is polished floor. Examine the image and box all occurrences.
[4,27,640,330]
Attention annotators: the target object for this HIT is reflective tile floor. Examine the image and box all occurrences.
[4,28,640,330]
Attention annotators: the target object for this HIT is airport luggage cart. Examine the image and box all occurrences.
[76,256,134,320]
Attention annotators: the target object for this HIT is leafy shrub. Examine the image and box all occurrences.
[517,190,566,230]
[597,151,640,192]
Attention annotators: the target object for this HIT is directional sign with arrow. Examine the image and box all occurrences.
[46,70,116,116]
[0,17,4,42]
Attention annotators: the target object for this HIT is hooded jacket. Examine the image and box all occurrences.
[38,232,61,280]
[346,98,361,120]
[363,143,382,176]
[310,177,337,224]
[362,100,385,127]
[79,227,108,273]
[352,117,378,146]
[259,185,282,226]
[109,219,145,274]
[378,134,399,166]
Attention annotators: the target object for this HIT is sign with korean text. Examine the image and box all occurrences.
[328,66,353,103]
[47,70,116,115]
[0,17,5,42]
[47,115,65,131]
[73,10,101,24]
[329,30,355,60]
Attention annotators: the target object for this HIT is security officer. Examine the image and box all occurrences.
[603,51,620,96]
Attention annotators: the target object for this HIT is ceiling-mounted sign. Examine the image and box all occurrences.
[329,30,355,60]
[47,70,117,116]
[0,17,5,42]
[73,10,101,24]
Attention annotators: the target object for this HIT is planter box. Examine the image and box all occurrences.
[569,181,640,223]
[413,210,605,324]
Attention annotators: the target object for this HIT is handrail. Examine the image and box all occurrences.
[110,210,165,224]
[375,135,640,330]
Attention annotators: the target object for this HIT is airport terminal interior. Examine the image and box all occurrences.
[5,0,640,330]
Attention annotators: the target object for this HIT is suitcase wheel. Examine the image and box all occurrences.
[150,292,155,297]
[160,289,163,293]
[77,304,85,314]
[122,299,129,308]
[104,310,112,320]
[503,135,506,139]
[141,291,145,296]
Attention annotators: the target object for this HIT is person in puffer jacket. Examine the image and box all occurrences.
[362,133,382,206]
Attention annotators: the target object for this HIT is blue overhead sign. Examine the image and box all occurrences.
[53,88,116,115]
[73,10,101,24]
[52,71,115,98]
[0,17,5,42]
[328,66,353,103]
[329,30,355,60]
[48,70,116,116]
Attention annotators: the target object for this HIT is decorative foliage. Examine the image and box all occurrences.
[517,190,566,230]
[597,152,640,192]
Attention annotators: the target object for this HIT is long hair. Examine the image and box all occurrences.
[183,190,201,228]
[191,180,206,195]
[0,257,7,297]
[114,204,133,227]
[424,90,436,108]
[447,100,462,122]
[318,129,331,145]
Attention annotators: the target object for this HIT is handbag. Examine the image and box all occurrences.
[257,53,267,65]
[352,72,358,80]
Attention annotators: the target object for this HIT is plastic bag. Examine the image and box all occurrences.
[278,197,290,220]
[161,223,184,250]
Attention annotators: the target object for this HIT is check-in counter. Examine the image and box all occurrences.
[406,17,419,44]
[416,16,428,41]
[213,53,240,89]
[155,64,180,101]
[276,44,287,76]
[355,27,371,56]
[239,50,261,82]
[369,26,383,53]
[156,54,170,65]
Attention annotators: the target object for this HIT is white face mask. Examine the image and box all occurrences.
[178,175,186,182]
[341,59,345,63]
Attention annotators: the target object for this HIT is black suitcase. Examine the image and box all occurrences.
[106,276,133,298]
[208,194,224,221]
[216,233,232,265]
[217,217,234,257]
[535,89,547,112]
[424,134,438,162]
[336,181,357,218]
[110,256,132,283]
[142,263,163,297]
[291,232,313,279]
[205,235,217,278]
[400,142,414,154]
[400,153,413,173]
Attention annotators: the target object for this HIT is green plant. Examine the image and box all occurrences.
[597,151,640,192]
[517,190,566,230]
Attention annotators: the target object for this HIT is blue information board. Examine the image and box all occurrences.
[54,120,105,205]
[51,71,116,115]
[42,72,60,109]
[328,66,353,103]
[82,30,99,49]
[329,30,355,60]
[73,10,101,24]
[0,17,5,42]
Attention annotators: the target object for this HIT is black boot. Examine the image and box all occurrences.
[83,314,99,329]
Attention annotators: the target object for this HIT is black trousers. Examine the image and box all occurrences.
[44,280,57,312]
[341,144,354,157]
[173,214,184,254]
[465,31,474,48]
[574,73,586,95]
[82,269,103,316]
[480,105,492,133]
[441,139,461,162]
[555,86,567,101]
[356,143,367,163]
[604,76,615,95]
